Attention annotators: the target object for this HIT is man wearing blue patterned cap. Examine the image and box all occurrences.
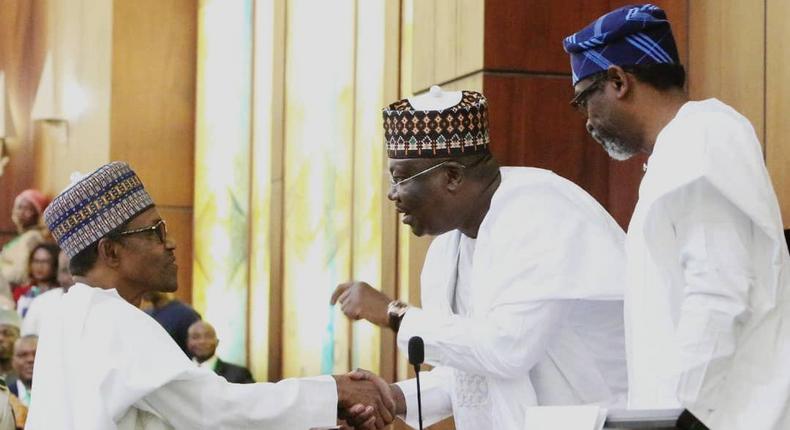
[25,161,396,429]
[565,4,790,430]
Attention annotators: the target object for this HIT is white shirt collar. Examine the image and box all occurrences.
[192,354,218,370]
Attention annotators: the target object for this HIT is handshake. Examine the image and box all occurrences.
[332,369,405,429]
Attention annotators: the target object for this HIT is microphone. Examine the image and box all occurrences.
[408,336,425,430]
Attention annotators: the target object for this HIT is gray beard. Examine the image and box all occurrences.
[591,130,636,161]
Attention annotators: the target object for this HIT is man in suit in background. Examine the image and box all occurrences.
[7,335,36,407]
[187,320,254,384]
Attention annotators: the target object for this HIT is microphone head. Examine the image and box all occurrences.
[408,336,424,365]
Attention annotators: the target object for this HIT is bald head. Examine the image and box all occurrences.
[187,320,217,362]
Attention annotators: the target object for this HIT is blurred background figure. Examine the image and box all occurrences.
[13,244,59,319]
[21,250,71,336]
[0,311,20,381]
[187,320,254,384]
[7,335,36,407]
[145,291,201,357]
[0,190,49,289]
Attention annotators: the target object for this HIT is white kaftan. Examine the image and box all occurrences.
[625,98,790,429]
[26,283,338,429]
[395,167,628,429]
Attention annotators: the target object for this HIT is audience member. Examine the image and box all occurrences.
[7,335,36,407]
[22,251,71,336]
[0,311,20,381]
[13,244,59,318]
[145,291,201,356]
[0,380,21,430]
[0,190,49,287]
[187,320,254,384]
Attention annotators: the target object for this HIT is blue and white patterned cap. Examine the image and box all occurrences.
[563,4,679,86]
[43,162,154,258]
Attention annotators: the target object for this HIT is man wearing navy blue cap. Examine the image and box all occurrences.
[564,4,790,430]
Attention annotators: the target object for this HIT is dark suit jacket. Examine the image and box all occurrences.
[214,358,254,384]
[4,378,16,399]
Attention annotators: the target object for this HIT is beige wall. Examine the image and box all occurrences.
[29,0,197,300]
[33,0,112,195]
[689,0,790,227]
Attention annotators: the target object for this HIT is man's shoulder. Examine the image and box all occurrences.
[215,358,254,383]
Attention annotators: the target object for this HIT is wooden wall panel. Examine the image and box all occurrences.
[110,0,197,208]
[111,0,197,300]
[0,0,48,238]
[484,0,610,73]
[483,74,610,208]
[766,0,790,227]
[688,0,764,142]
[407,0,484,94]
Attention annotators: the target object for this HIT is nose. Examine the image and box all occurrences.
[386,185,398,201]
[586,119,595,135]
[165,237,177,250]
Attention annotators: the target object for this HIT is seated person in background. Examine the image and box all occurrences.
[145,291,201,357]
[0,190,49,288]
[0,311,20,381]
[27,162,394,429]
[22,251,72,336]
[0,379,23,430]
[13,244,60,318]
[7,335,36,407]
[187,320,254,384]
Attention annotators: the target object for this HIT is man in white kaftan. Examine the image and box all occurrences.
[565,5,790,429]
[27,162,395,430]
[332,89,628,429]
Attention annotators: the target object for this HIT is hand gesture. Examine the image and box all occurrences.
[330,281,391,327]
[334,369,395,429]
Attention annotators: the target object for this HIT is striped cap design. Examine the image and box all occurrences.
[43,162,154,258]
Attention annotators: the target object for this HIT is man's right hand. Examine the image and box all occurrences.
[334,370,395,429]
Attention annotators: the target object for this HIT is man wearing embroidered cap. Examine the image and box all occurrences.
[25,161,396,430]
[332,88,629,429]
[565,4,790,430]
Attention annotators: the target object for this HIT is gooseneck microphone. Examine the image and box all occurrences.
[408,336,425,430]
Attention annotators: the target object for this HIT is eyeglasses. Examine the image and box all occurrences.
[389,161,452,189]
[115,219,168,244]
[570,73,609,113]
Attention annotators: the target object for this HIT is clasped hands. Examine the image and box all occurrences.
[331,283,405,429]
[334,369,400,429]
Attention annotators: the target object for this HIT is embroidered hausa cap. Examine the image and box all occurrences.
[383,86,490,159]
[43,162,154,258]
[563,3,680,85]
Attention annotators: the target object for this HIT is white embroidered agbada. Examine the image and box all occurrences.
[625,98,790,429]
[394,167,628,429]
[26,283,337,430]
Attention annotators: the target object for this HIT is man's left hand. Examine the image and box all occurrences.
[330,281,391,327]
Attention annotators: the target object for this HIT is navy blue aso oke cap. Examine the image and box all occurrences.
[563,4,679,86]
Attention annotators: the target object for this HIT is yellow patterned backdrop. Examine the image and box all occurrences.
[194,0,399,381]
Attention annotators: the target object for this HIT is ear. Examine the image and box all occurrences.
[96,237,123,269]
[606,65,631,99]
[444,161,465,192]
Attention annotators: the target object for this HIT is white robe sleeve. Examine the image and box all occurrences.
[140,371,338,429]
[665,179,754,412]
[395,366,454,429]
[397,301,566,379]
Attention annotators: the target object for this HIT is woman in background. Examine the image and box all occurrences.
[0,190,49,288]
[13,244,59,318]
